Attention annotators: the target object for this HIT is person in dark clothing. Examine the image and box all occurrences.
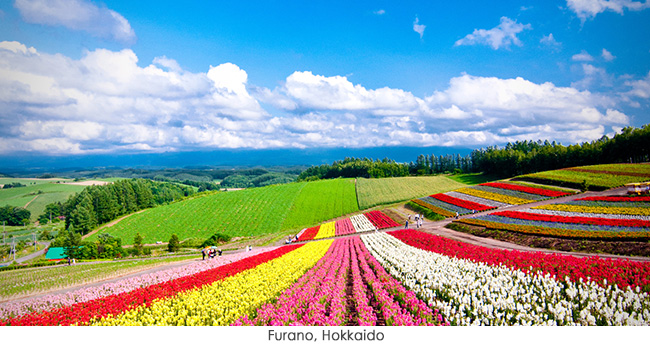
[201,248,206,260]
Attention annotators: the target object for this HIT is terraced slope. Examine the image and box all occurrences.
[356,176,466,209]
[518,163,650,190]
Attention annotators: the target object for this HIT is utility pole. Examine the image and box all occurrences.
[11,237,15,261]
[32,232,37,252]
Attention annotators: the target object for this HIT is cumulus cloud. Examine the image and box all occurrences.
[373,9,385,15]
[624,71,650,99]
[454,17,531,50]
[566,0,650,21]
[14,0,136,44]
[0,40,633,154]
[572,50,594,61]
[413,17,426,39]
[602,48,616,61]
[540,33,562,49]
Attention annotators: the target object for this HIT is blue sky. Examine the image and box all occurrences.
[0,0,649,156]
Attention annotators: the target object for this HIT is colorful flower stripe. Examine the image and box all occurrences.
[481,182,572,197]
[431,193,495,212]
[467,215,647,233]
[314,221,336,240]
[233,238,350,325]
[420,196,472,214]
[446,191,510,208]
[566,200,650,208]
[566,167,650,178]
[577,196,650,202]
[491,210,650,228]
[0,248,275,320]
[458,218,650,240]
[335,218,355,236]
[455,187,533,205]
[389,230,650,292]
[536,204,650,216]
[412,199,455,217]
[351,236,446,325]
[1,245,300,326]
[367,232,650,325]
[350,214,376,233]
[471,185,546,201]
[297,225,320,242]
[364,210,400,229]
[521,208,650,221]
[93,241,332,325]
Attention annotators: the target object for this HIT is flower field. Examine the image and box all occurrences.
[412,181,570,218]
[2,229,649,326]
[296,210,399,242]
[455,194,650,240]
[518,163,650,190]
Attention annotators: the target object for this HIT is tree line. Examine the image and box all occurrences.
[298,125,650,180]
[40,179,195,235]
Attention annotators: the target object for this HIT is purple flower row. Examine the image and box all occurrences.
[566,200,650,208]
[446,191,509,208]
[520,208,650,221]
[472,185,547,201]
[473,215,649,233]
[419,196,473,215]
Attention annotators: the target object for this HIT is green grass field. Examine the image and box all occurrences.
[355,175,467,209]
[280,178,358,229]
[0,178,87,221]
[88,179,359,244]
[566,163,650,175]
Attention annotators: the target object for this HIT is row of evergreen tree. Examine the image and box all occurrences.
[42,179,195,235]
[0,205,31,226]
[298,125,650,180]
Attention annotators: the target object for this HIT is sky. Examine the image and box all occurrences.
[0,0,649,157]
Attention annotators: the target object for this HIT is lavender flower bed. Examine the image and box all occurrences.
[472,215,648,233]
[445,192,509,208]
[519,208,650,221]
[419,196,472,214]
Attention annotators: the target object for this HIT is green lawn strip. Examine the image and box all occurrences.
[566,163,650,175]
[280,178,358,230]
[520,169,648,189]
[0,255,193,299]
[445,173,500,185]
[88,183,305,244]
[356,175,467,210]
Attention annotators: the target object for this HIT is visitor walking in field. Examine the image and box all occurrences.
[404,220,409,229]
[201,248,206,260]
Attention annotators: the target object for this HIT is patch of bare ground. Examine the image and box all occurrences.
[447,222,650,257]
[345,269,358,326]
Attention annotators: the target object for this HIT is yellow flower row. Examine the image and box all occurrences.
[314,221,336,239]
[91,241,333,326]
[534,204,650,216]
[455,188,533,205]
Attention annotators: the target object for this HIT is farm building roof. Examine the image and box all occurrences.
[45,247,82,260]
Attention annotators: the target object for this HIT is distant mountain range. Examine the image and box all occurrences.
[0,147,473,174]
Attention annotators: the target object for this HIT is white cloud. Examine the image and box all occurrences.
[540,33,562,48]
[566,0,650,21]
[413,17,426,39]
[572,50,594,61]
[0,40,634,154]
[373,9,385,15]
[454,17,531,50]
[14,0,136,43]
[602,48,616,61]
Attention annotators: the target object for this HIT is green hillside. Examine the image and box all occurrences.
[517,163,650,190]
[88,178,359,244]
[355,175,467,209]
[0,178,86,221]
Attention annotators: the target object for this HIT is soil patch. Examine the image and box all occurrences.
[447,222,650,257]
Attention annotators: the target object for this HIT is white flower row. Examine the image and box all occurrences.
[446,191,509,208]
[361,233,650,326]
[350,214,377,233]
[519,208,650,221]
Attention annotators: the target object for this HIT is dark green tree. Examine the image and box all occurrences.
[133,232,144,256]
[168,234,180,252]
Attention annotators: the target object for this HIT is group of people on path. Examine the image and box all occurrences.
[404,213,424,229]
[201,247,222,260]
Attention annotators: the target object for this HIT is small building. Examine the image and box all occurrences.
[626,182,650,195]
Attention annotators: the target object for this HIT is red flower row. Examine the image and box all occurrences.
[491,210,650,228]
[481,182,572,197]
[576,196,650,202]
[430,193,495,212]
[297,226,320,242]
[390,230,650,292]
[364,210,400,229]
[1,245,300,326]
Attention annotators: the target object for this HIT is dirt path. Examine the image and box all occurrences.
[23,195,39,209]
[82,209,147,239]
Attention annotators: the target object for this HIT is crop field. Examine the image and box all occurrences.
[518,163,650,190]
[457,194,650,240]
[281,179,358,230]
[2,231,649,326]
[0,179,87,221]
[89,179,359,244]
[0,256,193,301]
[355,176,465,209]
